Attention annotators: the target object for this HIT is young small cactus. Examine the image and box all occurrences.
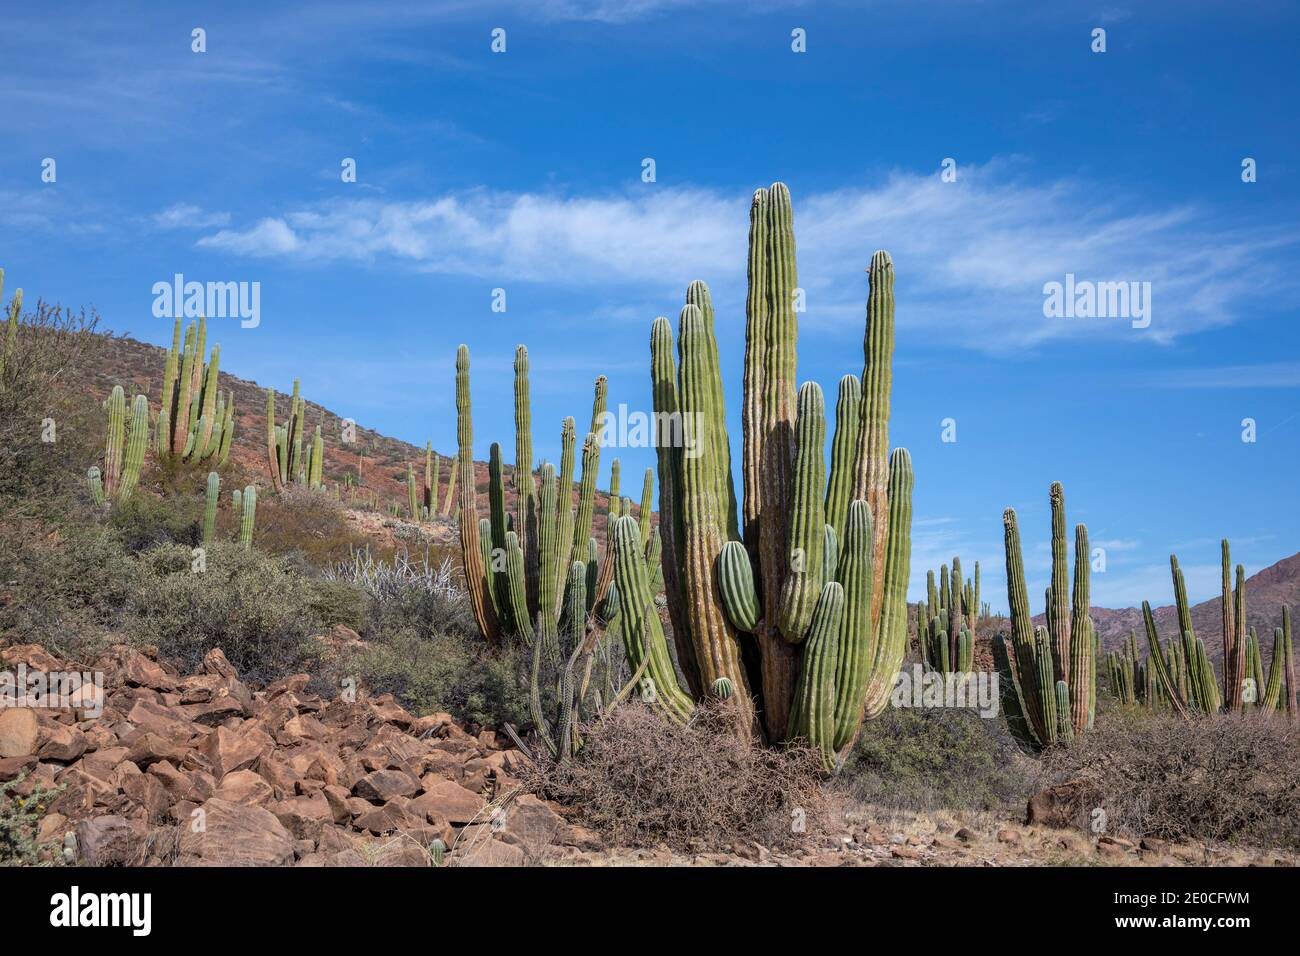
[203,471,220,544]
[239,485,257,549]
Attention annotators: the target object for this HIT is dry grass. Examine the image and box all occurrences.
[528,701,833,852]
[1041,709,1300,849]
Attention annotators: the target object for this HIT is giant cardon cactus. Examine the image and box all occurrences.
[993,482,1096,753]
[640,183,913,767]
[157,317,234,467]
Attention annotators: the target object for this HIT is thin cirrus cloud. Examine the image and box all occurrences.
[152,204,232,230]
[194,163,1300,349]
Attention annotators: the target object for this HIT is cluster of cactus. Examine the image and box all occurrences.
[201,472,258,548]
[637,183,913,769]
[265,380,323,491]
[400,443,447,522]
[88,385,149,507]
[1141,540,1296,719]
[455,344,623,654]
[918,558,980,673]
[418,442,443,520]
[993,482,1096,753]
[455,344,649,760]
[157,317,234,467]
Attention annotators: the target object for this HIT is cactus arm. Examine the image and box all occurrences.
[650,316,702,698]
[1141,600,1192,718]
[852,250,895,631]
[860,448,914,721]
[676,304,754,726]
[455,345,500,643]
[116,393,149,503]
[787,582,845,771]
[824,374,861,540]
[776,381,827,642]
[1068,523,1092,733]
[718,541,760,633]
[611,516,694,722]
[685,279,739,541]
[831,499,874,749]
[239,485,257,548]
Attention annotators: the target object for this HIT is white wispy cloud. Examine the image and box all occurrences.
[153,204,231,230]
[193,163,1300,350]
[1141,361,1300,388]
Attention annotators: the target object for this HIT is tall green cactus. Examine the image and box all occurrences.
[239,485,257,549]
[203,471,220,544]
[265,379,313,491]
[918,556,983,674]
[157,317,233,466]
[93,386,148,506]
[649,182,913,757]
[995,483,1096,753]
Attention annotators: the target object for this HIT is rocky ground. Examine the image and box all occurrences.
[2,641,1293,867]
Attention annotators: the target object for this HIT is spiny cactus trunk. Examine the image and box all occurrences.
[455,345,500,644]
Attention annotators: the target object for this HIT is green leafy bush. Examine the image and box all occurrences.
[1,774,65,867]
[125,542,359,683]
[842,703,1032,813]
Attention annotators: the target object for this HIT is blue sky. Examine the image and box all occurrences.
[3,0,1298,611]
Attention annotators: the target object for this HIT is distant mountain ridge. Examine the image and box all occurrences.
[1068,553,1300,663]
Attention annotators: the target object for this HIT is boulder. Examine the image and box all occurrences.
[0,708,40,758]
[414,778,484,824]
[200,725,274,781]
[177,798,295,866]
[352,769,419,802]
[76,814,139,866]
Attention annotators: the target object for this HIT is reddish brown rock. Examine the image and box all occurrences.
[0,754,38,782]
[0,708,40,758]
[352,768,419,803]
[497,794,564,857]
[414,778,484,824]
[269,791,333,840]
[36,722,88,762]
[212,769,274,806]
[177,798,295,866]
[200,725,274,781]
[353,800,418,835]
[75,814,140,866]
[452,837,526,867]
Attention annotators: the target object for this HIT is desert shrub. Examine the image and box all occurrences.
[323,550,526,727]
[1,774,65,867]
[531,703,830,851]
[0,301,106,511]
[1041,709,1300,849]
[326,549,477,641]
[108,491,204,551]
[0,517,139,659]
[345,630,529,729]
[125,542,349,682]
[253,485,372,567]
[842,704,1031,813]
